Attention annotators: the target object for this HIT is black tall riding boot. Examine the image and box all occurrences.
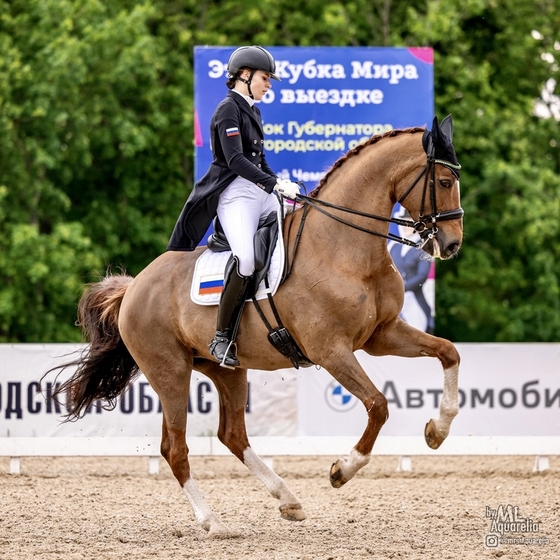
[209,256,250,368]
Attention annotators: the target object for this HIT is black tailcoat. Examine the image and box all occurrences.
[167,91,278,251]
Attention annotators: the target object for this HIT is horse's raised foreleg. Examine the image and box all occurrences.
[198,361,306,522]
[317,349,389,489]
[364,318,460,449]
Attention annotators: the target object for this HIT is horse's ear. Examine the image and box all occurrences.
[439,114,454,142]
[425,114,461,178]
[422,116,438,156]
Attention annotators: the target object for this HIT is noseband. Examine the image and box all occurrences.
[296,155,464,250]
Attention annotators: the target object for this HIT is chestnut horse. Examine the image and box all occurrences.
[53,116,463,537]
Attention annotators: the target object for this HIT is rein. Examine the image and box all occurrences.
[297,194,421,247]
[281,156,463,281]
[295,156,464,249]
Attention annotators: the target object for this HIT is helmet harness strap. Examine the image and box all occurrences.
[237,69,256,99]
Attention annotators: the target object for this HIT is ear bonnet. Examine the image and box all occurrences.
[422,115,461,178]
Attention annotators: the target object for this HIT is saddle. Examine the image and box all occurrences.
[207,212,278,299]
[207,213,313,370]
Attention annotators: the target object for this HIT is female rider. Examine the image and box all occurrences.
[167,46,299,368]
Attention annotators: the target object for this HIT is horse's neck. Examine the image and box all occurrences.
[292,136,424,275]
[307,144,395,242]
[317,141,402,209]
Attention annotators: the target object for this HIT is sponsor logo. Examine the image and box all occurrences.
[324,381,359,412]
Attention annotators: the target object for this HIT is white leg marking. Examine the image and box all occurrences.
[337,448,370,482]
[433,364,459,437]
[243,448,300,505]
[183,478,230,535]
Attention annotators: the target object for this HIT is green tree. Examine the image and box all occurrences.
[0,0,192,340]
[1,0,559,342]
[403,0,560,341]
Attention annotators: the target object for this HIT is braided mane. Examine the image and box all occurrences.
[309,126,426,198]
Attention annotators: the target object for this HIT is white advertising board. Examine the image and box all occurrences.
[1,343,559,439]
[299,345,560,437]
[0,344,297,438]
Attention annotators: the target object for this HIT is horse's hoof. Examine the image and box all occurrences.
[207,524,240,539]
[202,515,239,539]
[279,503,306,521]
[424,419,445,449]
[330,460,348,488]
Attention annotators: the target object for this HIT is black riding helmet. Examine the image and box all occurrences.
[227,46,280,98]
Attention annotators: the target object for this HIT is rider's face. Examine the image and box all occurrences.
[240,69,272,101]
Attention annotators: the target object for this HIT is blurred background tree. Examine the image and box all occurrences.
[0,0,558,342]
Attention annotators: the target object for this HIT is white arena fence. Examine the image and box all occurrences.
[1,343,559,474]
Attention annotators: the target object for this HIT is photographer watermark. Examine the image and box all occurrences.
[484,504,550,549]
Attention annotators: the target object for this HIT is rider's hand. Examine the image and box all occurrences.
[274,179,300,199]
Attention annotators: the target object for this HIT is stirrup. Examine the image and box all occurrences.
[209,335,240,370]
[219,340,239,370]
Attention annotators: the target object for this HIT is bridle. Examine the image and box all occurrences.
[294,155,464,250]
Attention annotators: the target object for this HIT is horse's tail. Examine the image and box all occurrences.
[49,273,140,420]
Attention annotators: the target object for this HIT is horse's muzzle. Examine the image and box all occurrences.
[423,234,462,260]
[442,240,461,259]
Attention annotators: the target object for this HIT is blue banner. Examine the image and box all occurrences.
[193,46,435,332]
[194,46,433,188]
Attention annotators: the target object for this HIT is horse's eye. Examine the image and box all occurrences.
[439,179,452,189]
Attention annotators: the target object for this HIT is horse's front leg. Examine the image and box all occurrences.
[316,349,389,489]
[198,361,306,522]
[364,318,460,449]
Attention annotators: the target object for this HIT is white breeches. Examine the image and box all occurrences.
[217,177,280,277]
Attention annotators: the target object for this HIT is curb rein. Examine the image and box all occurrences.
[297,155,464,253]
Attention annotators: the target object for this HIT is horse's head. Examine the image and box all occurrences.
[398,115,463,260]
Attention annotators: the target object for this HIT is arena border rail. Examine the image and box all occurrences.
[1,436,558,474]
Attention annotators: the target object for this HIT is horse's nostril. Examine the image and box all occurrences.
[446,242,460,256]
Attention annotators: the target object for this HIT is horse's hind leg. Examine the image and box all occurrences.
[365,318,460,449]
[198,361,306,522]
[138,352,234,537]
[159,409,233,537]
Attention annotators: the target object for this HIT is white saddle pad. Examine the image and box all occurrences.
[190,213,285,306]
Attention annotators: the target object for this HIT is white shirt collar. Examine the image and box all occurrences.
[232,88,255,107]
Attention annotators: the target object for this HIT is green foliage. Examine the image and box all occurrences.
[0,0,192,340]
[0,0,559,341]
[0,221,98,341]
[408,0,560,341]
